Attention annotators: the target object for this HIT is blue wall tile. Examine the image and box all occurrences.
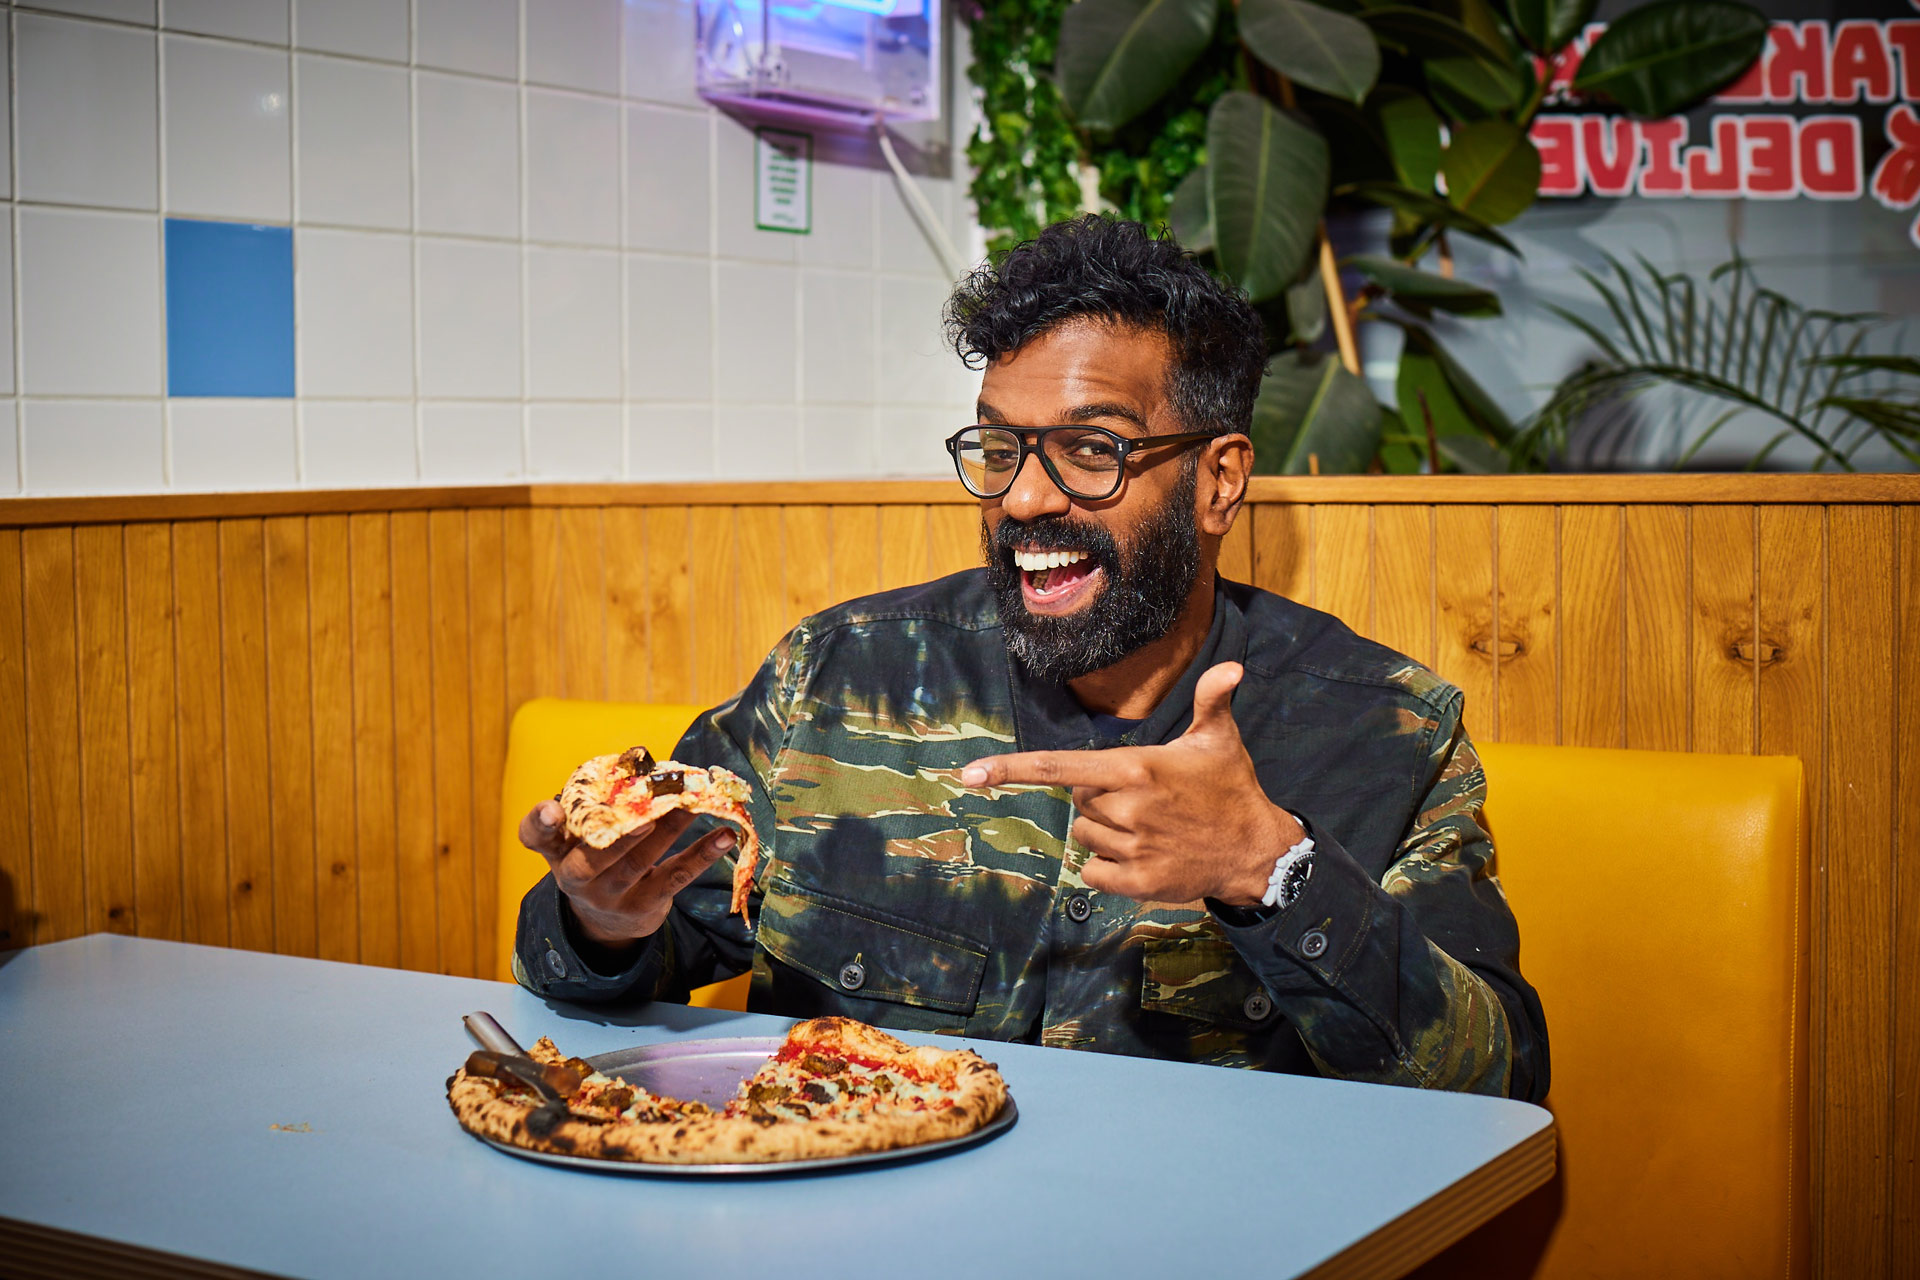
[165,218,295,398]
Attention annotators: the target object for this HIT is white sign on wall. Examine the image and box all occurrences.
[755,128,813,234]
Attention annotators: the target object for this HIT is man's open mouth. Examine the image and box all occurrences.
[1014,546,1101,608]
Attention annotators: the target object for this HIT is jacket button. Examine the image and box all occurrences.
[1299,929,1329,960]
[838,961,866,991]
[1065,894,1093,923]
[544,949,568,979]
[1243,990,1274,1022]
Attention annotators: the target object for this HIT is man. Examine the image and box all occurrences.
[514,216,1548,1100]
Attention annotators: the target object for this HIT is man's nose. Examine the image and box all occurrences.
[999,450,1071,523]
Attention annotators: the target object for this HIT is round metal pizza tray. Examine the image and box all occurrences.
[472,1035,1018,1177]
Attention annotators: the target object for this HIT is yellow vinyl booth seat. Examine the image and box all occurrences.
[498,701,1808,1279]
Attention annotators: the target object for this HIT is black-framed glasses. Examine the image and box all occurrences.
[944,425,1218,501]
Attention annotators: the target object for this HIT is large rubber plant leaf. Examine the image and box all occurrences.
[1343,181,1521,255]
[1251,350,1385,474]
[1286,269,1329,344]
[1397,324,1517,441]
[1208,91,1330,302]
[1507,0,1598,55]
[1168,165,1214,253]
[1361,6,1513,63]
[1057,0,1220,133]
[1440,120,1542,224]
[1375,90,1442,192]
[1572,0,1767,118]
[1240,0,1381,104]
[1426,53,1524,109]
[1345,255,1503,315]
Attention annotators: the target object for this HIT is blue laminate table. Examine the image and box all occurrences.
[0,936,1553,1280]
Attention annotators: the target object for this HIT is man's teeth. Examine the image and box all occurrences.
[1014,549,1089,572]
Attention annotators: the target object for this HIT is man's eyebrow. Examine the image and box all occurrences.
[976,400,1008,424]
[972,400,1150,430]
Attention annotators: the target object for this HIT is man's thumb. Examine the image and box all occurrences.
[1187,662,1244,738]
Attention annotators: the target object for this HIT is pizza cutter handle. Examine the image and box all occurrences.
[464,1011,527,1057]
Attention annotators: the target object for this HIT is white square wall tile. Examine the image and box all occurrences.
[297,228,413,397]
[528,403,621,478]
[627,105,709,255]
[415,0,517,78]
[627,256,711,402]
[799,150,876,271]
[877,277,953,406]
[623,0,699,107]
[301,402,417,485]
[0,23,12,203]
[22,401,165,493]
[19,208,162,397]
[527,249,622,400]
[0,405,18,495]
[415,72,520,239]
[294,0,407,61]
[295,54,410,230]
[417,238,522,399]
[715,263,797,403]
[169,400,298,490]
[165,0,289,44]
[0,209,14,396]
[28,1,156,21]
[801,405,877,478]
[163,36,291,222]
[627,405,714,480]
[801,271,873,404]
[874,406,950,477]
[17,15,158,210]
[878,172,955,278]
[714,405,798,479]
[715,114,798,264]
[526,0,619,95]
[526,90,620,247]
[422,403,524,481]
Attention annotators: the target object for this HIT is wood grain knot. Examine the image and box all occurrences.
[236,880,253,894]
[1731,640,1784,665]
[1470,637,1523,658]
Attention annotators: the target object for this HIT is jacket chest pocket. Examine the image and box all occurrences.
[756,879,989,1025]
[1140,935,1280,1032]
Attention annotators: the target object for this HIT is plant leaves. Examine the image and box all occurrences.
[1345,254,1502,315]
[1441,120,1542,224]
[1809,354,1920,380]
[1572,0,1767,118]
[1437,433,1513,472]
[1286,269,1329,344]
[1361,6,1514,64]
[1168,165,1214,253]
[1426,53,1524,109]
[1208,91,1330,302]
[1240,0,1381,104]
[1376,90,1442,192]
[1343,181,1521,255]
[1507,0,1598,55]
[1057,0,1220,133]
[1251,350,1384,474]
[1397,324,1517,441]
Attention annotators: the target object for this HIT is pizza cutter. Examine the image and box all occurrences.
[461,1012,586,1136]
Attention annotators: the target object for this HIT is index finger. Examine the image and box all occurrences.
[960,749,1144,792]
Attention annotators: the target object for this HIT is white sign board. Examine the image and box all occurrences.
[755,128,812,234]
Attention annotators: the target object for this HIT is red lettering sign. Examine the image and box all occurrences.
[1800,116,1863,197]
[1639,120,1689,195]
[1831,20,1896,102]
[1743,116,1797,196]
[1531,118,1581,195]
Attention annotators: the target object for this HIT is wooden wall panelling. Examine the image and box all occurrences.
[1822,505,1896,1280]
[1691,506,1757,755]
[1371,506,1433,667]
[602,507,650,704]
[1219,507,1253,583]
[783,505,833,622]
[1559,506,1624,748]
[1494,506,1557,746]
[173,522,228,949]
[1624,506,1690,752]
[428,511,474,977]
[0,531,27,949]
[829,506,880,603]
[124,525,182,944]
[1893,506,1920,1275]
[1432,507,1496,740]
[263,518,316,958]
[1311,505,1371,635]
[926,506,978,580]
[643,507,694,704]
[218,521,274,953]
[348,514,397,968]
[467,510,507,976]
[556,507,607,700]
[1250,502,1309,605]
[389,512,437,973]
[877,505,929,591]
[736,506,789,680]
[689,507,739,705]
[307,515,358,964]
[73,525,134,937]
[503,507,560,715]
[22,529,82,944]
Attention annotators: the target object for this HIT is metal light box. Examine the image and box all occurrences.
[696,0,940,129]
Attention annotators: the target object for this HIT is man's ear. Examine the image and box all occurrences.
[1199,434,1253,537]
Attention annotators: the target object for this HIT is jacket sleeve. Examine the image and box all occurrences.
[1216,691,1549,1101]
[509,625,812,1006]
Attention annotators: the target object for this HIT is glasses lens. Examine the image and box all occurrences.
[955,428,1022,495]
[1041,429,1124,498]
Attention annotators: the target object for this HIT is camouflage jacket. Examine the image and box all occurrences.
[515,571,1549,1100]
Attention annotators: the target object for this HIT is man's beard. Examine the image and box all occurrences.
[981,463,1202,683]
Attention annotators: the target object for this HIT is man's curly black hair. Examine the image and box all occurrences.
[943,215,1266,436]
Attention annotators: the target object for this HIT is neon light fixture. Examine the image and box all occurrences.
[696,0,940,128]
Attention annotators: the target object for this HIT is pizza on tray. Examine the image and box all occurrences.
[446,1017,1010,1165]
[558,745,761,921]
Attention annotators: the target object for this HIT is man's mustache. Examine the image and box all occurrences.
[988,516,1120,568]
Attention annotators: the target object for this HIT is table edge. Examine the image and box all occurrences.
[0,1216,291,1280]
[1301,1120,1559,1280]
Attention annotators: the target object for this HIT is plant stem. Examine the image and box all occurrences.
[1416,389,1440,475]
[1319,228,1361,377]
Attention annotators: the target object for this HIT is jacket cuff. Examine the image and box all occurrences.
[513,873,665,1001]
[1213,822,1380,997]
